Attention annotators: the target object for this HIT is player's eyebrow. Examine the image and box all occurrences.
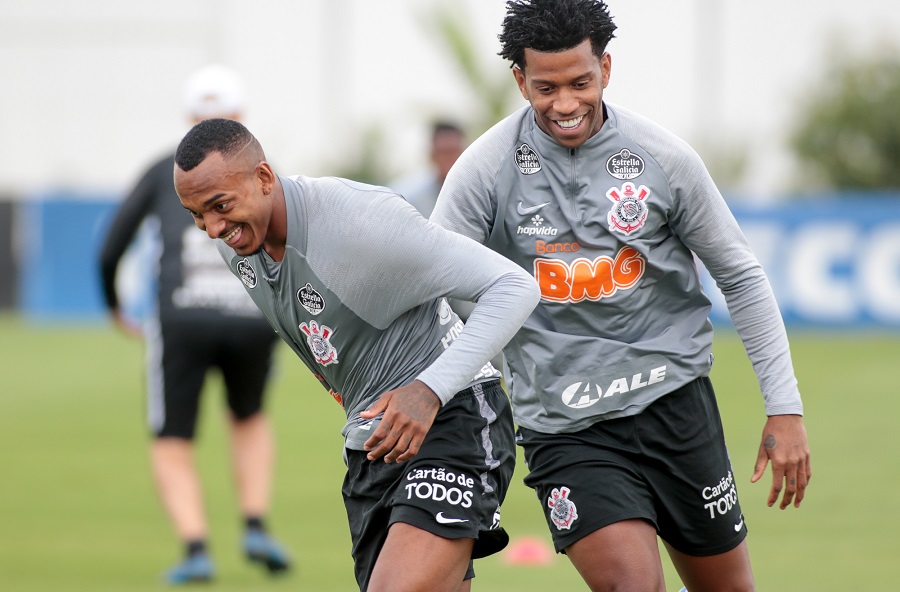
[203,193,227,207]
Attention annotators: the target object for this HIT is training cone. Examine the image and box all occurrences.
[502,536,555,566]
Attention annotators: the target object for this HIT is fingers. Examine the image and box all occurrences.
[363,420,422,463]
[750,444,768,484]
[359,395,389,419]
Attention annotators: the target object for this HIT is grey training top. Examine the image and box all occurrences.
[215,175,540,449]
[432,103,803,434]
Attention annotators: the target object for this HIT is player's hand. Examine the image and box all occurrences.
[112,308,143,338]
[751,414,811,509]
[360,380,440,464]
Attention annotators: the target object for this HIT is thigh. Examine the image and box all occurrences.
[368,522,473,592]
[665,539,755,592]
[566,519,666,592]
[216,321,277,419]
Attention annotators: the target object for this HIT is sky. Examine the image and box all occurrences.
[2,0,899,200]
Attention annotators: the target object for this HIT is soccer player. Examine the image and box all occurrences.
[98,65,290,584]
[173,118,541,591]
[430,1,812,590]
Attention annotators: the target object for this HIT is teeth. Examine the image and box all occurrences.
[557,115,584,129]
[223,226,239,242]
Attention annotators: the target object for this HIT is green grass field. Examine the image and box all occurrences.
[0,313,896,591]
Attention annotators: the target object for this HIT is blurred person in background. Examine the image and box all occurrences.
[98,65,290,585]
[392,120,466,219]
[431,1,811,590]
[173,117,541,591]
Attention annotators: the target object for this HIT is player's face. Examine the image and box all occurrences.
[174,151,276,256]
[514,38,611,150]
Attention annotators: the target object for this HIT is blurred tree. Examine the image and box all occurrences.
[328,124,393,186]
[790,44,900,191]
[419,3,521,137]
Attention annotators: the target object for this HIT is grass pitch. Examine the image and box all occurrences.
[0,313,895,591]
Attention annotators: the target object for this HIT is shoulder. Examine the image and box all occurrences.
[606,103,705,174]
[446,106,531,189]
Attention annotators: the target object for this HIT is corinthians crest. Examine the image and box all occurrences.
[606,182,650,235]
[299,321,338,366]
[547,486,578,530]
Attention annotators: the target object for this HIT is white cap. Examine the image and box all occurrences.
[184,64,245,119]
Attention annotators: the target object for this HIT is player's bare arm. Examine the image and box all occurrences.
[361,380,441,463]
[751,414,811,509]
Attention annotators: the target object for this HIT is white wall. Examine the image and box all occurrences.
[1,0,898,198]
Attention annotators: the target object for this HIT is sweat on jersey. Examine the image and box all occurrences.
[214,175,541,449]
[431,103,803,435]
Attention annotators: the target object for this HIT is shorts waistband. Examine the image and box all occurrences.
[455,379,501,398]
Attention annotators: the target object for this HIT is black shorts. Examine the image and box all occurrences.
[145,316,278,439]
[342,380,515,591]
[519,376,747,557]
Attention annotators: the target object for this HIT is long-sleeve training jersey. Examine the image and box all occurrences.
[431,103,803,434]
[215,175,541,449]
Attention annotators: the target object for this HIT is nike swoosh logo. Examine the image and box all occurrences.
[734,517,744,532]
[435,512,469,524]
[517,201,551,216]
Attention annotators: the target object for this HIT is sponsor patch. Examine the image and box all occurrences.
[535,240,580,254]
[236,258,257,288]
[606,148,645,180]
[533,247,645,303]
[517,214,558,237]
[702,470,740,520]
[297,282,325,315]
[515,143,542,175]
[405,467,476,509]
[561,366,667,409]
[547,486,578,530]
[606,182,650,235]
[299,321,339,366]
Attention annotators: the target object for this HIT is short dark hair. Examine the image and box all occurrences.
[431,120,464,142]
[174,117,261,172]
[498,0,617,70]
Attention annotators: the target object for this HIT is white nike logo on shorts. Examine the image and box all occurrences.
[516,201,551,215]
[734,516,744,532]
[435,512,469,524]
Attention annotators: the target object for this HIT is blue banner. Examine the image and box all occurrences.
[702,197,900,329]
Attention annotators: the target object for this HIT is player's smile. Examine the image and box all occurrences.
[222,224,242,246]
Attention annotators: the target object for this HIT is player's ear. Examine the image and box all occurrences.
[513,66,529,100]
[257,161,275,195]
[601,52,612,89]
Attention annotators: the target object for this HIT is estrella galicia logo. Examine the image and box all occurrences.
[515,143,541,175]
[606,148,645,180]
[297,283,325,315]
[236,259,257,288]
